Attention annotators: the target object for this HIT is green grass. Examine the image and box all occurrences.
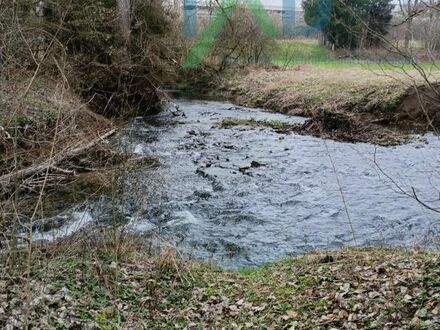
[270,39,440,70]
[271,39,329,63]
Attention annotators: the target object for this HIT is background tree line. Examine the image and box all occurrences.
[302,0,395,49]
[301,0,440,55]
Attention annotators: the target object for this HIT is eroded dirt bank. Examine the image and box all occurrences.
[215,66,440,145]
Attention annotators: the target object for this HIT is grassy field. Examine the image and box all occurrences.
[2,241,438,329]
[271,39,440,70]
[271,39,329,66]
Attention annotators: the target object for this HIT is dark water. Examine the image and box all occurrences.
[33,98,440,268]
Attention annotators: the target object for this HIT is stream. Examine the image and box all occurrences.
[33,98,440,268]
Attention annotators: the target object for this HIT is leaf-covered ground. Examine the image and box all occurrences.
[1,246,439,329]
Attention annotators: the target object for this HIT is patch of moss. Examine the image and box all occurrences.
[220,117,294,130]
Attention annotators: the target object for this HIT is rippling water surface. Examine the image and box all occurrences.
[35,98,440,268]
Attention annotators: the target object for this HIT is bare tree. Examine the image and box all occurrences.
[422,0,440,52]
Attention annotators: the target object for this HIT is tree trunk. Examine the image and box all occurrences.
[117,0,131,45]
[404,19,412,50]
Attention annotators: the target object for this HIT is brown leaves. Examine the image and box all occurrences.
[1,247,439,329]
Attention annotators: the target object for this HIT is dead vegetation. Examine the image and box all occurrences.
[0,74,119,193]
[0,0,177,245]
[0,74,129,253]
[1,0,179,117]
[0,0,178,204]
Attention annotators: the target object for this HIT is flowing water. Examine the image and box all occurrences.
[33,98,440,268]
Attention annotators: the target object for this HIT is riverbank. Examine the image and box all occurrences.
[0,74,116,175]
[215,66,440,145]
[0,74,124,227]
[1,239,439,329]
